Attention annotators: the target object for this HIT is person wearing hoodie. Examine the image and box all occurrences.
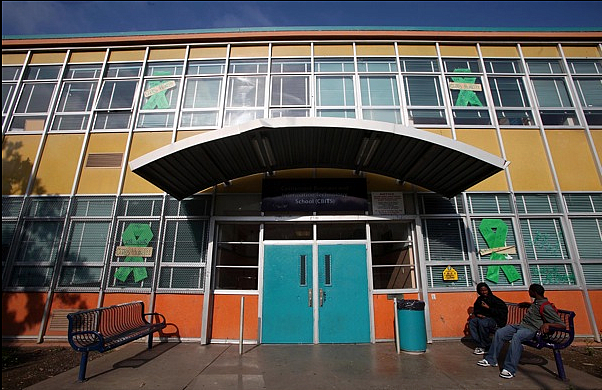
[477,283,566,379]
[469,282,508,355]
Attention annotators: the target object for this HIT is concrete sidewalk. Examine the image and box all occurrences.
[26,341,602,390]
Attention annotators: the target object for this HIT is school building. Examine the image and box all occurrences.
[2,26,601,345]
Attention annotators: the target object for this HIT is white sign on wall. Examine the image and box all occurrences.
[371,192,404,215]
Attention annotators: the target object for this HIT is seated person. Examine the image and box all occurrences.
[469,282,508,355]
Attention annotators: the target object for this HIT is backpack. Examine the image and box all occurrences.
[539,301,560,332]
[539,301,558,321]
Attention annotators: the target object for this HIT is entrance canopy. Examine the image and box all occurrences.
[130,117,508,200]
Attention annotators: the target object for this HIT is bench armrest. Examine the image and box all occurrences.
[144,312,167,325]
[68,330,105,352]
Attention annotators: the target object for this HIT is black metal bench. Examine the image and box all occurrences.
[67,301,166,382]
[505,302,576,380]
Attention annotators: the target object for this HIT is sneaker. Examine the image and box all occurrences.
[477,359,497,367]
[473,347,485,355]
[499,369,514,379]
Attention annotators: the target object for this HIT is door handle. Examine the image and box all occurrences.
[308,288,313,307]
[319,288,326,306]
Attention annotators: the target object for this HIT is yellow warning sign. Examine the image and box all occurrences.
[443,265,458,281]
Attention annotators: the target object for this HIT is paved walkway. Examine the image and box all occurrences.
[26,341,602,390]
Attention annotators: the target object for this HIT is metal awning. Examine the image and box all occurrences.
[130,117,509,200]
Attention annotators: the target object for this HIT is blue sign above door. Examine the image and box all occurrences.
[261,178,368,212]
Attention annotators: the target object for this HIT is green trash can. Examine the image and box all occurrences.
[397,299,427,352]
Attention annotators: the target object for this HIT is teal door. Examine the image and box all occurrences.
[262,245,313,343]
[318,244,371,343]
[262,244,370,344]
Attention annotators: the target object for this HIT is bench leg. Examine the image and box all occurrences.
[77,351,89,382]
[147,332,153,349]
[553,349,567,381]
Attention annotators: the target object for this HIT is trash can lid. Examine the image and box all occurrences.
[397,299,425,310]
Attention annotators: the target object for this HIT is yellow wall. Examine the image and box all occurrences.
[456,128,508,192]
[35,134,84,195]
[2,134,42,195]
[77,133,128,194]
[122,132,172,194]
[546,130,602,191]
[501,129,555,191]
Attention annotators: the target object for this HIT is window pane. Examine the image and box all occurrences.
[360,76,399,106]
[489,77,529,107]
[271,76,310,106]
[574,78,602,107]
[527,60,563,74]
[226,76,266,107]
[571,218,602,259]
[65,221,110,262]
[484,60,523,74]
[532,79,572,107]
[183,78,222,108]
[520,219,569,260]
[404,76,442,106]
[423,219,468,261]
[316,76,355,106]
[16,83,55,113]
[97,80,138,109]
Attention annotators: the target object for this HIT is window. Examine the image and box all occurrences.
[224,60,267,126]
[93,63,141,130]
[371,222,416,290]
[214,223,259,290]
[572,78,602,125]
[472,218,523,286]
[181,77,223,127]
[531,78,579,126]
[107,196,162,289]
[9,65,61,131]
[2,66,22,125]
[423,218,471,288]
[56,197,115,289]
[181,60,225,128]
[136,62,183,129]
[6,197,68,288]
[52,65,101,131]
[484,59,523,74]
[158,220,208,289]
[316,76,355,118]
[521,218,576,286]
[360,76,401,124]
[488,77,534,126]
[404,76,446,125]
[270,75,310,117]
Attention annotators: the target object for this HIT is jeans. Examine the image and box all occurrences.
[483,324,537,375]
[468,316,497,349]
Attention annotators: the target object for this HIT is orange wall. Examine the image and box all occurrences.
[2,292,47,337]
[154,294,204,340]
[45,292,100,338]
[373,293,418,340]
[211,294,258,342]
[427,289,595,339]
[101,293,150,308]
[587,290,602,337]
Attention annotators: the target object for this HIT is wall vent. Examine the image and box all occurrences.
[86,153,123,168]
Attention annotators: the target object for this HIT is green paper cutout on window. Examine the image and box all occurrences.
[451,68,483,107]
[478,219,521,284]
[114,223,153,282]
[142,70,174,110]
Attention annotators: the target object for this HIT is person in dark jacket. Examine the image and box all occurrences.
[469,282,508,355]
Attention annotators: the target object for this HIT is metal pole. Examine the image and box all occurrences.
[239,296,245,355]
[394,298,400,354]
